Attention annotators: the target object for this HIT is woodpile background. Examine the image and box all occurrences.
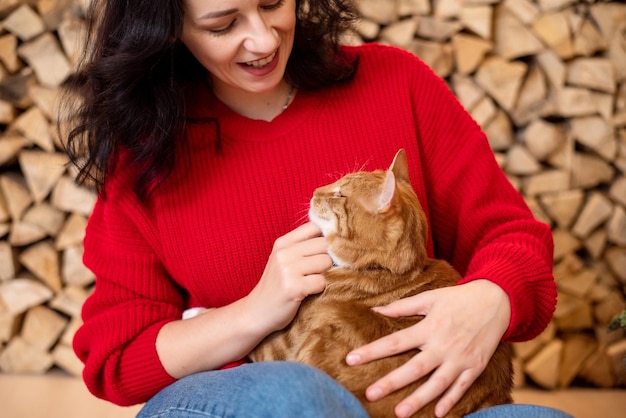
[0,0,624,391]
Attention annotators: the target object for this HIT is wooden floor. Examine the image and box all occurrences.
[1,371,625,418]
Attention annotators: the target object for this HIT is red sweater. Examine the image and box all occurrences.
[74,43,556,406]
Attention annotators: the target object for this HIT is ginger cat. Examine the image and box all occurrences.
[249,149,513,418]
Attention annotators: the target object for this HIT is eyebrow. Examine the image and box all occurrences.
[199,8,238,20]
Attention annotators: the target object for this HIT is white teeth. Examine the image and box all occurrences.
[247,51,276,68]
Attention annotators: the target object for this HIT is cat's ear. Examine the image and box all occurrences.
[378,170,396,213]
[390,149,409,183]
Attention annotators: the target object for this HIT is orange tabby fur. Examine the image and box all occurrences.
[249,149,512,418]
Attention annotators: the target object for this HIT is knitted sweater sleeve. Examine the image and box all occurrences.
[405,52,556,342]
[72,176,179,406]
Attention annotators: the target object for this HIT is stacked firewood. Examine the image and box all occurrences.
[0,0,624,390]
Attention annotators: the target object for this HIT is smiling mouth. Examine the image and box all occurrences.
[245,51,277,68]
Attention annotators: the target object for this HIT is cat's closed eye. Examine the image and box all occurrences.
[332,187,345,198]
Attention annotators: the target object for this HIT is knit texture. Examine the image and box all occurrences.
[74,43,556,406]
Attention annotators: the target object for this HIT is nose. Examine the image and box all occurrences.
[242,14,279,53]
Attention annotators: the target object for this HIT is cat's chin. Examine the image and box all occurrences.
[308,208,335,237]
[328,249,349,268]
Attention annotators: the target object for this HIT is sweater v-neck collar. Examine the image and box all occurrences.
[185,78,323,143]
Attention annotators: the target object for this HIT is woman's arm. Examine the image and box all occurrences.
[76,188,330,405]
[156,222,330,378]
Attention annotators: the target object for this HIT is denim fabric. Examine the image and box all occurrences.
[137,362,369,418]
[137,361,573,418]
[467,403,574,418]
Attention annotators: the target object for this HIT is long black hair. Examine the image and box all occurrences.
[62,0,360,202]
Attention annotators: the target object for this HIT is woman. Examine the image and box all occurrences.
[64,0,569,417]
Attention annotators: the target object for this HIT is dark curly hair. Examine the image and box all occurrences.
[62,0,360,202]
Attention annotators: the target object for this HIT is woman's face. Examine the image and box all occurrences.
[181,0,296,97]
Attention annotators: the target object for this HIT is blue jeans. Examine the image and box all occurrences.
[137,362,573,418]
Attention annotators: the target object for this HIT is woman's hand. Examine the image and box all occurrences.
[345,279,511,418]
[246,222,332,334]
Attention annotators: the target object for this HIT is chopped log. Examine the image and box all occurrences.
[59,316,81,347]
[16,32,72,87]
[50,176,97,217]
[539,189,584,230]
[511,63,548,126]
[594,291,626,326]
[8,220,46,246]
[552,229,582,261]
[524,339,564,389]
[21,305,68,351]
[62,245,94,287]
[55,213,86,250]
[494,4,543,60]
[28,85,61,122]
[567,58,616,94]
[502,0,539,25]
[0,173,33,221]
[0,278,53,315]
[532,11,574,59]
[607,339,626,386]
[484,109,514,151]
[0,134,27,166]
[408,38,454,77]
[49,285,88,318]
[607,206,626,246]
[0,33,20,73]
[11,106,54,152]
[579,348,616,388]
[22,202,66,237]
[523,169,570,195]
[357,0,396,25]
[0,240,16,281]
[451,73,485,111]
[468,96,497,128]
[18,240,62,292]
[474,56,527,113]
[505,144,541,175]
[523,119,566,161]
[380,17,418,47]
[584,229,608,260]
[459,5,492,39]
[397,0,430,16]
[417,16,461,42]
[52,343,83,377]
[514,321,556,360]
[1,4,46,42]
[571,116,616,162]
[558,334,597,388]
[18,150,69,203]
[571,192,614,238]
[0,336,54,373]
[554,87,599,117]
[0,310,21,343]
[452,33,492,75]
[554,254,597,298]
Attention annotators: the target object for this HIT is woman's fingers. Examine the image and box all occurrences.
[274,221,323,249]
[432,368,477,417]
[363,349,438,402]
[346,325,422,366]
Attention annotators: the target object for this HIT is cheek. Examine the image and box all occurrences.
[181,28,236,73]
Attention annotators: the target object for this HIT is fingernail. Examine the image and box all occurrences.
[366,386,383,401]
[345,353,360,365]
[396,403,413,418]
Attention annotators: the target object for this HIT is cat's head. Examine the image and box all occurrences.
[309,149,427,274]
